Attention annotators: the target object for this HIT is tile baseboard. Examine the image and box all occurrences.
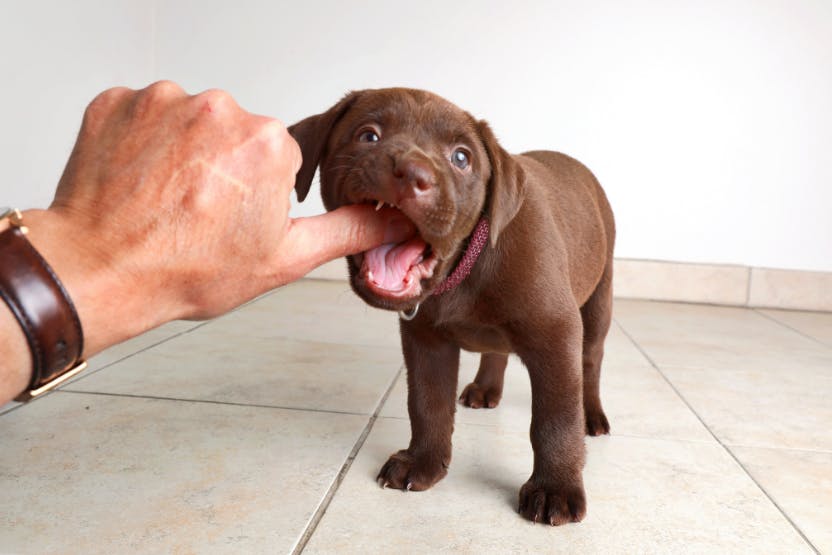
[303,258,831,312]
[613,259,749,306]
[748,267,832,312]
[614,259,831,312]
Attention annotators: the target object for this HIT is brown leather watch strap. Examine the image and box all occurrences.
[0,215,86,401]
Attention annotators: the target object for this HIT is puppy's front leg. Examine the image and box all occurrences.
[515,312,588,525]
[377,322,460,491]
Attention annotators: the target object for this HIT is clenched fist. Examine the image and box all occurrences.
[0,81,414,403]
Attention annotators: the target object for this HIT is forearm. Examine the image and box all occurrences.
[22,209,171,355]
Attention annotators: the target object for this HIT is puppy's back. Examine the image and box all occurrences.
[517,150,615,303]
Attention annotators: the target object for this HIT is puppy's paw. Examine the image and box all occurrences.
[377,450,448,491]
[458,382,502,409]
[585,408,610,436]
[518,476,586,525]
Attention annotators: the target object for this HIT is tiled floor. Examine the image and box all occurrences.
[1,280,829,554]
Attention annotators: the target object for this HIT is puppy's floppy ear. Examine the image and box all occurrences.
[478,120,525,247]
[288,92,359,202]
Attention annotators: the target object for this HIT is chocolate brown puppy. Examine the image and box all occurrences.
[289,88,615,525]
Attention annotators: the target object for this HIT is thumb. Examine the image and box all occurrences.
[274,204,416,284]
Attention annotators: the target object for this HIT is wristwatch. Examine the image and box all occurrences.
[0,207,87,401]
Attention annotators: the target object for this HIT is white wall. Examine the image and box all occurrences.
[0,0,155,210]
[3,1,830,272]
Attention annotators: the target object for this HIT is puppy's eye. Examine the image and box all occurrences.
[451,148,470,170]
[357,129,380,143]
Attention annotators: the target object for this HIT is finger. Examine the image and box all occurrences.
[273,205,416,285]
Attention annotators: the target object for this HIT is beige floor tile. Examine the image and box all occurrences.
[759,308,832,347]
[614,300,832,372]
[731,446,832,554]
[0,392,367,555]
[2,282,825,554]
[381,325,712,442]
[73,319,204,380]
[68,326,403,415]
[222,280,402,349]
[662,365,832,450]
[606,317,667,366]
[304,418,810,554]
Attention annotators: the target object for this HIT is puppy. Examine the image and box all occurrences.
[289,88,615,525]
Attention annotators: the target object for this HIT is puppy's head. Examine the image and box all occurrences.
[289,88,524,312]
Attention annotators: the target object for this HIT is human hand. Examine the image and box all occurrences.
[22,81,414,355]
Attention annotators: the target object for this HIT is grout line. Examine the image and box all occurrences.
[1,288,282,419]
[722,442,832,455]
[0,402,23,417]
[63,322,211,387]
[753,309,832,350]
[614,296,752,312]
[292,364,404,555]
[745,266,753,307]
[613,319,821,554]
[58,389,370,417]
[2,324,209,420]
[62,287,287,389]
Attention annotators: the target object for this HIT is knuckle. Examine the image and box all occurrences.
[260,119,302,173]
[289,135,302,172]
[133,80,186,113]
[259,118,290,148]
[84,86,132,122]
[261,116,288,136]
[90,86,132,107]
[192,88,237,114]
[144,80,186,100]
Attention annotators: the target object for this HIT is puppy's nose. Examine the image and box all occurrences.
[392,157,435,195]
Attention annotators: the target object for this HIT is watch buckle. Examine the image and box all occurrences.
[14,360,88,402]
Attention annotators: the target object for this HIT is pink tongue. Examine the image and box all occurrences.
[365,237,427,290]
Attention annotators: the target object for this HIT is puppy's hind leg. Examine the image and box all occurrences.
[459,352,508,409]
[580,260,613,436]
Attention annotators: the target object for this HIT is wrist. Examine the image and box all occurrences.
[21,208,175,357]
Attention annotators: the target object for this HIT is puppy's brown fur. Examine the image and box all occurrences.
[290,88,615,525]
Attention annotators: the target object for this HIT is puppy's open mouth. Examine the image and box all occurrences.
[353,200,439,301]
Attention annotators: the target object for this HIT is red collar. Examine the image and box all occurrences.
[432,217,489,296]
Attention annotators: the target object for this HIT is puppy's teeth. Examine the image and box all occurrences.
[375,200,384,211]
[366,270,374,283]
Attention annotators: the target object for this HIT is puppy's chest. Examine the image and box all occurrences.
[425,290,513,353]
[438,322,513,354]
